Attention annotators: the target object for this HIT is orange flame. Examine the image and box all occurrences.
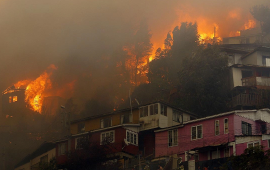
[244,19,256,30]
[24,65,56,113]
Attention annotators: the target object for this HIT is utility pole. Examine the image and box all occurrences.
[138,154,141,170]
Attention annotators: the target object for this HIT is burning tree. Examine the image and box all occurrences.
[124,20,153,86]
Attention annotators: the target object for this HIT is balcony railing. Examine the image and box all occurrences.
[242,77,270,87]
[231,93,262,108]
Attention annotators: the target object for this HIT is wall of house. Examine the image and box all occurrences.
[139,104,185,131]
[155,114,235,158]
[30,148,56,168]
[231,67,242,88]
[257,51,270,66]
[56,141,68,165]
[72,126,139,156]
[235,53,243,64]
[140,114,160,131]
[70,109,140,135]
[14,162,30,170]
[242,51,258,65]
[235,136,262,155]
[234,114,257,135]
[223,37,242,44]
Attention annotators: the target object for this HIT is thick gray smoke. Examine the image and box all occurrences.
[0,0,269,111]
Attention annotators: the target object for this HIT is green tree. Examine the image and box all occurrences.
[250,5,270,39]
[131,22,199,105]
[221,146,270,170]
[176,45,229,117]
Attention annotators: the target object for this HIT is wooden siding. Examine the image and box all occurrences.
[70,109,139,135]
[231,93,262,108]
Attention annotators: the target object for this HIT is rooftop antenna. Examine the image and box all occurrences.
[135,99,140,105]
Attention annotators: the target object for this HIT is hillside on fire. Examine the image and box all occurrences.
[0,0,270,170]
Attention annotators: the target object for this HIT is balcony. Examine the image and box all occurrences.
[242,77,270,88]
[231,93,262,108]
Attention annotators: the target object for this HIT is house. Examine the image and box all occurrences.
[54,101,197,169]
[154,109,270,169]
[2,86,27,117]
[227,46,270,109]
[14,142,56,170]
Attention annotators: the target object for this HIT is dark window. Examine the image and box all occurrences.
[263,56,270,66]
[261,69,270,77]
[121,113,131,124]
[242,70,253,78]
[261,124,267,134]
[78,123,85,133]
[101,117,112,128]
[161,104,167,116]
[242,121,252,135]
[150,105,154,115]
[154,104,158,114]
[140,106,148,117]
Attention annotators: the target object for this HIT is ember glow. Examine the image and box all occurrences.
[24,65,57,113]
[244,19,256,30]
[7,65,57,113]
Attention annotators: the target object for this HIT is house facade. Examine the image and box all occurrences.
[155,109,270,169]
[54,102,196,169]
[220,45,270,109]
[14,142,56,170]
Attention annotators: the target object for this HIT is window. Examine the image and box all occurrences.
[261,124,267,134]
[161,104,167,116]
[215,120,220,136]
[194,154,199,161]
[9,96,12,103]
[173,110,182,123]
[121,113,132,124]
[101,130,115,144]
[13,96,17,102]
[247,141,260,148]
[191,125,202,140]
[126,130,138,145]
[268,140,270,148]
[263,56,270,66]
[78,123,85,133]
[58,143,66,155]
[224,119,229,134]
[224,148,230,157]
[75,136,89,149]
[168,129,178,147]
[242,121,252,135]
[101,117,112,128]
[242,70,253,78]
[139,106,148,117]
[150,104,158,115]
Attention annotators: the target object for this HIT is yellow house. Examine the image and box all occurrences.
[14,142,55,170]
[70,107,140,135]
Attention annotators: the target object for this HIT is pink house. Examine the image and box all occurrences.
[155,109,270,169]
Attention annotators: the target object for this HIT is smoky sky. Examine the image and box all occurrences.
[0,0,269,106]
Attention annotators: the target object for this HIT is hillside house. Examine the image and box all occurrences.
[154,109,270,169]
[54,102,196,169]
[14,142,55,170]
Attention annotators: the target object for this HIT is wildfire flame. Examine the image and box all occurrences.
[244,19,256,30]
[12,65,57,113]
